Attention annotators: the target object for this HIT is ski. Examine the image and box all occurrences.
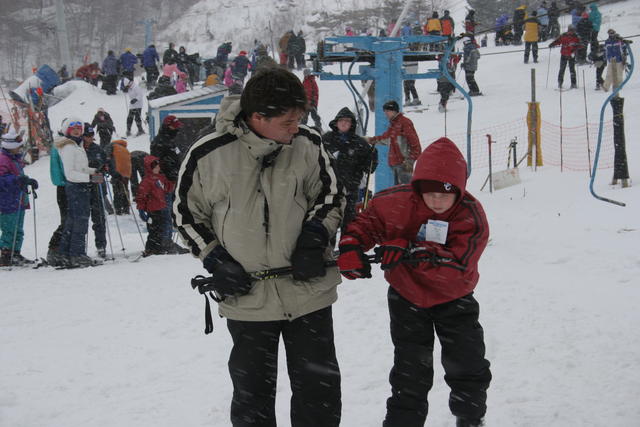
[404,106,429,113]
[33,257,49,269]
[54,260,105,270]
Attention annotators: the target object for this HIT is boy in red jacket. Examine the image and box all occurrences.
[134,155,174,256]
[337,137,491,427]
[549,25,581,89]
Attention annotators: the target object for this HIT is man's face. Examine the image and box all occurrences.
[422,192,457,214]
[249,109,303,144]
[336,118,352,133]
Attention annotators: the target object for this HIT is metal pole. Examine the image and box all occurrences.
[531,68,538,169]
[55,0,72,70]
[545,45,552,89]
[582,70,592,177]
[559,82,564,172]
[105,177,126,256]
[486,134,493,193]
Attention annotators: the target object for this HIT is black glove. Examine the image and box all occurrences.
[18,176,38,190]
[130,98,138,104]
[291,221,329,281]
[202,246,252,298]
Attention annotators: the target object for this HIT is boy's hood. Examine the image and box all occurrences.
[410,137,467,195]
[143,155,160,174]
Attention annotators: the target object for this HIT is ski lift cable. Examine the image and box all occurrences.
[589,43,634,207]
[339,61,366,132]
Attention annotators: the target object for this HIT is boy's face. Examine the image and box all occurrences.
[383,109,397,120]
[152,164,161,174]
[422,192,457,214]
[336,118,352,133]
[250,109,303,144]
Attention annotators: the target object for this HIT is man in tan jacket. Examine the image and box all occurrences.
[174,67,344,426]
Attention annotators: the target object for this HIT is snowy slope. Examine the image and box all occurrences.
[2,1,640,427]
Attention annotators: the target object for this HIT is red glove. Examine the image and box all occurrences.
[337,235,371,280]
[376,238,410,270]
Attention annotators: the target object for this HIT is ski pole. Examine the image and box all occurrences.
[122,179,145,248]
[190,249,453,292]
[31,188,38,261]
[97,182,116,261]
[105,176,126,256]
[546,45,552,88]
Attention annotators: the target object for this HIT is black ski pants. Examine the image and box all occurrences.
[301,106,322,130]
[524,42,538,62]
[226,306,341,427]
[145,210,165,254]
[558,55,577,86]
[89,184,106,250]
[383,287,491,427]
[403,80,419,101]
[127,108,143,133]
[465,70,480,94]
[48,185,68,250]
[111,176,130,215]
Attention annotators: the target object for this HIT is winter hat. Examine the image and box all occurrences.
[462,36,472,44]
[581,12,588,18]
[568,24,576,31]
[1,128,24,150]
[239,50,247,56]
[415,179,459,195]
[303,68,312,76]
[382,100,400,112]
[83,123,95,137]
[163,115,183,129]
[61,116,84,135]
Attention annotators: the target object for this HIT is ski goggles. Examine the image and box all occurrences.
[68,121,83,129]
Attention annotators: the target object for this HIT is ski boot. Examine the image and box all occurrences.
[11,252,34,265]
[570,83,578,89]
[126,129,132,137]
[136,129,146,136]
[412,98,422,106]
[68,254,99,268]
[97,247,107,259]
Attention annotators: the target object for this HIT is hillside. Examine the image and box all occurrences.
[1,1,639,426]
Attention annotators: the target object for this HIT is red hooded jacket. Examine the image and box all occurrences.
[343,137,489,308]
[549,31,581,57]
[134,155,175,212]
[369,113,421,166]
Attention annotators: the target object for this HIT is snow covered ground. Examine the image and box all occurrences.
[2,1,640,426]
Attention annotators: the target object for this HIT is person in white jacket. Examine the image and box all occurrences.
[55,117,103,267]
[122,78,145,136]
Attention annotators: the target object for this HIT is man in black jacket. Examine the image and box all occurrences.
[150,115,188,254]
[322,107,377,229]
[82,124,108,258]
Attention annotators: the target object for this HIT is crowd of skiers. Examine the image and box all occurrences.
[0,110,190,267]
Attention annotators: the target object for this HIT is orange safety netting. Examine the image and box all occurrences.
[445,117,615,172]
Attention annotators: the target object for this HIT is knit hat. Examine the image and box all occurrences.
[462,36,472,44]
[303,68,312,76]
[382,100,400,112]
[83,123,95,137]
[1,128,24,150]
[239,50,247,56]
[415,179,459,195]
[61,117,84,135]
[163,115,183,129]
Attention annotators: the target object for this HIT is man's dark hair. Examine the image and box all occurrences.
[241,68,307,118]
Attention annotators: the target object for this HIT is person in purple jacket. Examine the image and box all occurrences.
[0,128,38,266]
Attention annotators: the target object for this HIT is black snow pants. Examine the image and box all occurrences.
[48,185,68,250]
[226,306,341,427]
[383,287,492,427]
[558,55,577,86]
[465,70,480,94]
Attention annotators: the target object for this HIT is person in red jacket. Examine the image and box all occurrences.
[367,100,421,186]
[301,69,322,130]
[337,137,491,427]
[549,25,581,89]
[134,155,175,256]
[75,62,101,86]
